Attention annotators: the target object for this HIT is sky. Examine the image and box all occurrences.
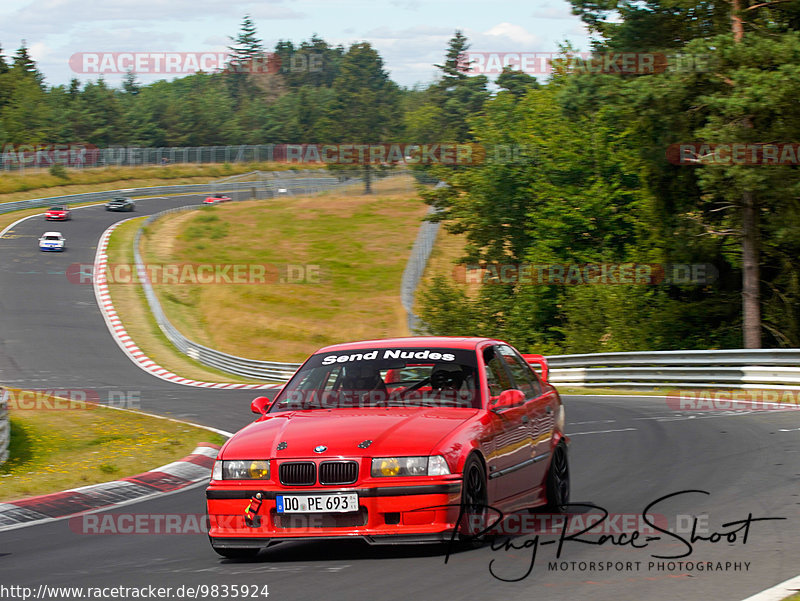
[0,0,593,89]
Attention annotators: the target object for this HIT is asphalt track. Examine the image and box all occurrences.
[1,196,799,600]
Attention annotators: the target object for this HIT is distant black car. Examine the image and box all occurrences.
[105,197,135,212]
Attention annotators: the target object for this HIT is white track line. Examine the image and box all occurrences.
[0,202,108,238]
[740,574,800,601]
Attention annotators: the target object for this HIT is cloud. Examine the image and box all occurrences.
[390,0,421,11]
[3,0,302,30]
[531,6,579,20]
[481,23,540,46]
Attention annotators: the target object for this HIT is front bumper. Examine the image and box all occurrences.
[40,246,64,252]
[206,481,464,547]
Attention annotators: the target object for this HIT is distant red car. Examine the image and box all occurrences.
[206,336,569,559]
[45,205,71,220]
[203,195,231,205]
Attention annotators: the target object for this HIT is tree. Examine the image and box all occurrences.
[276,35,344,89]
[429,31,489,142]
[565,0,800,348]
[225,15,266,102]
[0,43,9,75]
[227,15,264,65]
[66,78,126,146]
[325,42,401,193]
[0,43,11,109]
[419,80,657,352]
[11,42,43,86]
[496,66,540,98]
[122,70,141,95]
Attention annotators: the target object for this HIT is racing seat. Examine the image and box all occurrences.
[338,364,388,406]
[430,363,466,391]
[429,363,476,407]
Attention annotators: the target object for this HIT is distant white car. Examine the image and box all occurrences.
[39,232,66,252]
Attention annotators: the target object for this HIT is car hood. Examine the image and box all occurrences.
[221,407,479,459]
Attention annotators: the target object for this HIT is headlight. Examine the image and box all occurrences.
[371,456,450,477]
[214,459,270,480]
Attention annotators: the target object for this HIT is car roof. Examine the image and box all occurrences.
[48,206,67,209]
[42,231,63,236]
[315,336,501,354]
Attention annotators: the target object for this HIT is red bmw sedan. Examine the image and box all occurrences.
[206,336,570,559]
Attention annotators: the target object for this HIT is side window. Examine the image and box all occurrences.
[483,346,514,397]
[497,345,541,399]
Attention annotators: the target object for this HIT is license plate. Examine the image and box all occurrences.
[276,493,359,513]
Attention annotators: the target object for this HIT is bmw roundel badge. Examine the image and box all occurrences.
[313,445,327,453]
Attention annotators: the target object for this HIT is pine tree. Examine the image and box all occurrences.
[434,30,470,86]
[431,32,489,142]
[0,43,9,75]
[225,16,266,103]
[122,70,141,95]
[227,15,264,66]
[12,42,43,86]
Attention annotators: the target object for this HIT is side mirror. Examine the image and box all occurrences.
[491,388,525,411]
[522,354,549,382]
[250,396,272,415]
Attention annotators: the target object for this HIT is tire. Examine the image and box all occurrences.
[211,546,260,560]
[459,455,489,540]
[544,442,570,512]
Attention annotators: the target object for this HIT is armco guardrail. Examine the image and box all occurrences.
[0,388,9,466]
[401,207,440,333]
[129,173,381,381]
[547,349,800,389]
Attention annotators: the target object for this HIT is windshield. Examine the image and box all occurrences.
[43,236,60,241]
[269,347,481,412]
[48,206,65,211]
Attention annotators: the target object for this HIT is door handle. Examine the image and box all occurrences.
[545,406,553,415]
[521,415,529,424]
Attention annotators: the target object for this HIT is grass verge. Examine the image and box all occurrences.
[139,174,425,362]
[0,393,225,502]
[105,218,260,383]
